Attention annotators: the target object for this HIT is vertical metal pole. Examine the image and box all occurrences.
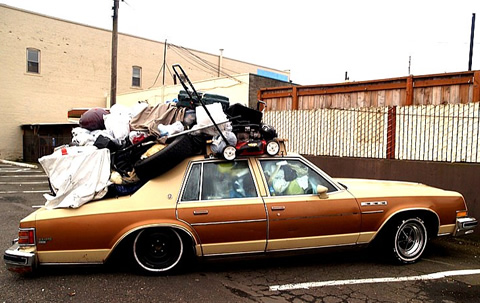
[110,0,119,106]
[218,49,224,77]
[468,13,476,71]
[162,40,167,86]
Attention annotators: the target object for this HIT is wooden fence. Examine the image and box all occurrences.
[258,70,480,110]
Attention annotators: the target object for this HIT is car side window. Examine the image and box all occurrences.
[201,161,257,200]
[181,161,257,202]
[181,163,201,201]
[260,159,337,196]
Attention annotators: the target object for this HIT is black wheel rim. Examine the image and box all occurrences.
[133,229,183,272]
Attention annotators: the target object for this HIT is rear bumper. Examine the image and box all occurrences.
[454,217,478,236]
[3,242,36,273]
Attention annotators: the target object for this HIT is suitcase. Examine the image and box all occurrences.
[176,90,202,109]
[202,93,229,111]
[177,91,229,111]
[226,103,263,125]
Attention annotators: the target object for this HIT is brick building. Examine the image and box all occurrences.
[0,4,290,160]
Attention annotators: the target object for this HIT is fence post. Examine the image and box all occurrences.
[386,106,397,159]
[474,70,480,102]
[406,75,414,106]
[292,86,299,110]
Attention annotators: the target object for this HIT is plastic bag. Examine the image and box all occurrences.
[196,103,228,127]
[210,131,237,154]
[104,112,130,142]
[157,121,184,137]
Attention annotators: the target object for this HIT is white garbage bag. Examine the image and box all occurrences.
[39,146,111,209]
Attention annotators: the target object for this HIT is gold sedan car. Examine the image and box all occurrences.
[4,153,477,274]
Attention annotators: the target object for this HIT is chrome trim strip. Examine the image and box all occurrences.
[372,208,441,241]
[107,223,200,259]
[203,250,265,257]
[361,201,387,207]
[267,242,358,253]
[41,262,103,266]
[270,212,359,222]
[361,210,384,214]
[191,218,267,226]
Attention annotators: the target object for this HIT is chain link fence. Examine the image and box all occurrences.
[263,103,480,163]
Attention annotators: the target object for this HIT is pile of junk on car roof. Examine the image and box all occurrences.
[40,65,282,209]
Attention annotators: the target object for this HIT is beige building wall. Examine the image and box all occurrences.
[0,4,289,160]
[114,74,251,108]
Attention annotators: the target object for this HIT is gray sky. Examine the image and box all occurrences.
[2,0,479,84]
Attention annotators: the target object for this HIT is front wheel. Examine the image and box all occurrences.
[391,217,428,264]
[133,228,184,274]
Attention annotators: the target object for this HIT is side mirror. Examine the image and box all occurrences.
[316,185,329,199]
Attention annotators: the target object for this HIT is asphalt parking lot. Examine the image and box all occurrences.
[1,161,480,303]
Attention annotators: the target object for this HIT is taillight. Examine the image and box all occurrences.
[18,228,35,245]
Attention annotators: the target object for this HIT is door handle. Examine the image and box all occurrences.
[271,206,285,211]
[193,210,209,215]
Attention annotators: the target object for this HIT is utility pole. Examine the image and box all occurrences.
[110,0,119,106]
[162,40,167,86]
[468,13,476,71]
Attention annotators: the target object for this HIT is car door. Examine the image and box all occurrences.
[176,159,267,256]
[256,158,361,251]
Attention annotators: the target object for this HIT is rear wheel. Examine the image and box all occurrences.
[391,217,427,264]
[133,228,184,274]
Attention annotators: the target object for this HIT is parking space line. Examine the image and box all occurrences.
[0,181,48,184]
[0,190,50,194]
[269,269,480,291]
[0,175,47,178]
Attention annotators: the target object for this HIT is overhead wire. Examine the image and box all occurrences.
[168,43,244,83]
[169,45,216,76]
[148,63,164,89]
[148,42,249,89]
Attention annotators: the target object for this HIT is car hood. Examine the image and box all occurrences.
[333,178,461,198]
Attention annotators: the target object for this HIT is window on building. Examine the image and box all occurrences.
[27,48,40,73]
[132,66,141,87]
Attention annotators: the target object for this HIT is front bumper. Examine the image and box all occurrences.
[454,216,478,236]
[3,242,36,273]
